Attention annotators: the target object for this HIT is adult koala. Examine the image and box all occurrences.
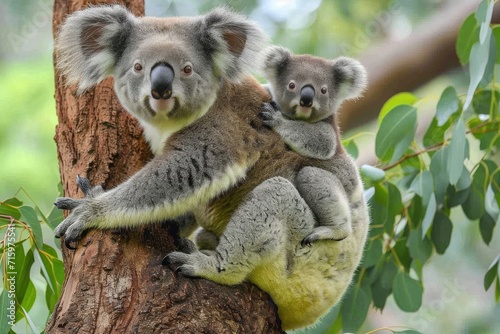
[54,5,369,330]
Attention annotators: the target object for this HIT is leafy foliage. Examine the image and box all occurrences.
[0,194,64,334]
[331,0,499,332]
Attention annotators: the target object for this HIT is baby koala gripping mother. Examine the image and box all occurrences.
[260,46,367,244]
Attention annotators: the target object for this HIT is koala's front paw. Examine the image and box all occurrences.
[260,102,283,128]
[162,251,204,278]
[54,176,104,249]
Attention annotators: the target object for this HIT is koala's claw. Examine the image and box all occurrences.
[176,265,198,278]
[76,176,105,197]
[54,197,82,210]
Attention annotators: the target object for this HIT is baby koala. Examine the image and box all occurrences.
[261,46,367,244]
[261,46,367,161]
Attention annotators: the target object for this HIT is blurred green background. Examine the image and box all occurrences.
[0,0,498,333]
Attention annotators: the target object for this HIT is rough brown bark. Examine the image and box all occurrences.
[47,0,283,332]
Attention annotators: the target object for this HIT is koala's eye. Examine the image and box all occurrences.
[183,64,193,75]
[288,81,296,90]
[321,87,328,94]
[134,63,143,72]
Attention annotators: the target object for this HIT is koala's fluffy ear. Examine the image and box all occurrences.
[262,46,291,72]
[55,5,136,93]
[198,7,269,82]
[331,57,368,101]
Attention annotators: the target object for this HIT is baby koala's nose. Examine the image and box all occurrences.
[151,62,174,100]
[299,85,315,107]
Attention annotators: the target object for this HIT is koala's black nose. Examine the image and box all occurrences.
[150,63,174,100]
[300,85,315,108]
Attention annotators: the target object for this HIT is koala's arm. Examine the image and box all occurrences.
[54,123,258,245]
[261,103,337,160]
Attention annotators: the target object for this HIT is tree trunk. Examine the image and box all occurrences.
[47,0,283,332]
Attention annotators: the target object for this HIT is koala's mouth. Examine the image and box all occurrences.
[290,105,314,120]
[144,96,179,118]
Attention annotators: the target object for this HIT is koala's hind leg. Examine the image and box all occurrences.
[296,167,352,246]
[165,176,316,285]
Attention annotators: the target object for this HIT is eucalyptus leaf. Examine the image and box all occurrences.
[378,92,418,124]
[436,86,460,126]
[410,171,433,206]
[343,140,359,160]
[408,227,432,264]
[431,211,453,254]
[341,278,371,332]
[456,14,479,64]
[480,212,496,245]
[464,28,492,110]
[430,148,450,204]
[393,272,423,312]
[421,193,437,238]
[484,255,499,290]
[447,118,467,186]
[375,105,417,163]
[19,206,43,248]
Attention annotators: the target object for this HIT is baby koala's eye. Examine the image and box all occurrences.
[321,86,328,94]
[288,81,296,90]
[182,64,193,75]
[133,62,143,72]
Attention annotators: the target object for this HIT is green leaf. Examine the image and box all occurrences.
[430,148,450,205]
[480,212,496,245]
[38,244,65,297]
[393,272,423,312]
[371,276,391,310]
[393,330,423,334]
[456,167,472,191]
[341,277,371,332]
[476,0,495,43]
[436,87,461,126]
[18,281,36,321]
[431,211,453,254]
[456,14,480,64]
[14,247,34,308]
[492,26,500,63]
[484,255,499,290]
[408,227,432,265]
[462,162,488,220]
[421,193,437,238]
[375,105,417,163]
[19,206,43,248]
[360,165,385,182]
[381,259,399,290]
[393,238,412,272]
[410,171,433,206]
[362,238,383,268]
[472,89,500,115]
[447,118,467,186]
[464,28,492,110]
[0,291,13,334]
[378,92,418,124]
[343,139,359,160]
[0,197,22,221]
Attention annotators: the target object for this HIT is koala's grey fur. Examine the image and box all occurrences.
[54,6,369,330]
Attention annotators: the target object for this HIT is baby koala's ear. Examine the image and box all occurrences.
[331,57,368,101]
[262,45,291,75]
